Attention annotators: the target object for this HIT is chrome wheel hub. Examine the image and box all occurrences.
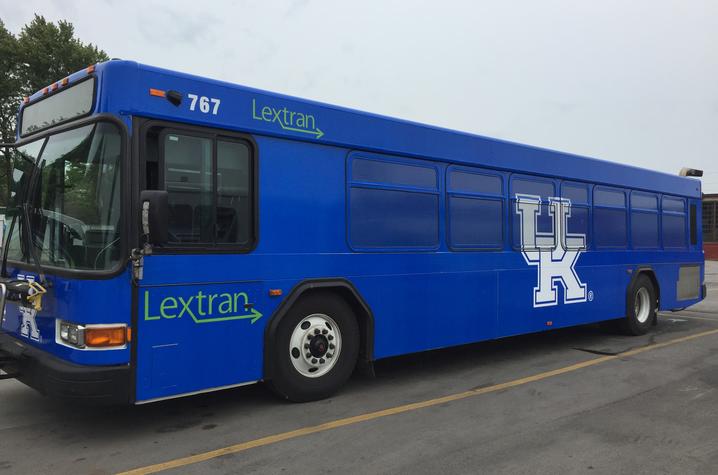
[289,313,342,378]
[635,287,651,324]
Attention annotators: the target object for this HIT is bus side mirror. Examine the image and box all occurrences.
[140,190,168,245]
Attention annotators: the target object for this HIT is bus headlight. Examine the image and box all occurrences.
[59,321,84,347]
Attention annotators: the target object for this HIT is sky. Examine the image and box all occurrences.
[3,0,718,191]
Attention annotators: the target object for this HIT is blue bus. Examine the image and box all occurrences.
[0,60,706,403]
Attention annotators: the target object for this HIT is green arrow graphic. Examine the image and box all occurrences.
[279,123,324,139]
[190,307,263,324]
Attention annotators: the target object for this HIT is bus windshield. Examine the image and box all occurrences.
[4,121,123,271]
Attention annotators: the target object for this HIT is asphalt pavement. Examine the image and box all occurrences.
[1,261,717,474]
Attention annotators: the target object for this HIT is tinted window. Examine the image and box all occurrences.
[566,206,589,248]
[352,158,436,189]
[631,213,659,248]
[663,196,685,213]
[594,188,625,207]
[448,196,503,249]
[663,214,686,248]
[594,208,627,247]
[449,170,502,195]
[631,192,658,210]
[512,178,554,199]
[349,155,439,250]
[350,188,438,248]
[562,183,589,204]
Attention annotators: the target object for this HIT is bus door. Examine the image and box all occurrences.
[134,123,263,402]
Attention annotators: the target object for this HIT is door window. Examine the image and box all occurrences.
[143,125,254,249]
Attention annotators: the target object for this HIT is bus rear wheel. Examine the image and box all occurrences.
[268,293,359,402]
[620,274,657,336]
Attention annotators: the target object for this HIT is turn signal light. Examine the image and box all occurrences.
[84,326,127,347]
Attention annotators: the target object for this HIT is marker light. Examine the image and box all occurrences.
[149,88,166,97]
[84,326,127,348]
[86,64,96,74]
[269,289,283,297]
[23,97,29,104]
[42,87,49,95]
[51,83,58,91]
[61,77,69,86]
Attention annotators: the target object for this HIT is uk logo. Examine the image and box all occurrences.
[515,194,588,308]
[19,307,40,341]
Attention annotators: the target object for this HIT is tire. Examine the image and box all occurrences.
[267,292,359,402]
[619,274,657,336]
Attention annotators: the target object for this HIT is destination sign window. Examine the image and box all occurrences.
[20,78,95,136]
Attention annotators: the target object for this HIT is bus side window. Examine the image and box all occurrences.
[216,140,251,244]
[594,187,627,249]
[163,133,213,244]
[511,177,556,250]
[446,167,504,251]
[630,191,659,249]
[662,196,687,249]
[561,182,590,250]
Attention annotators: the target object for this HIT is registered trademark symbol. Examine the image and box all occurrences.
[588,290,594,301]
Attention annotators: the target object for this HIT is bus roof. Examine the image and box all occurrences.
[22,60,702,198]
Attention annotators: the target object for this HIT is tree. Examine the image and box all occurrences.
[0,19,21,147]
[16,15,109,96]
[0,15,108,206]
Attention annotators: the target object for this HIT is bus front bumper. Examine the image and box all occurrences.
[0,332,130,404]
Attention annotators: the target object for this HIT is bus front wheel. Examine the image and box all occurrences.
[268,293,359,402]
[620,274,657,336]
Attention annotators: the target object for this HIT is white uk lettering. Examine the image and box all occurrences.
[516,194,588,308]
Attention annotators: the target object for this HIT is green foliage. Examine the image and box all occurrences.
[0,15,108,207]
[16,15,109,96]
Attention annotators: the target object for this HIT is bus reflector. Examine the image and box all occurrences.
[149,88,166,97]
[84,326,127,347]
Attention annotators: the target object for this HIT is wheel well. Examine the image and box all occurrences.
[627,268,661,324]
[635,269,661,307]
[263,280,374,380]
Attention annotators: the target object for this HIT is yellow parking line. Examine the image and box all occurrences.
[117,328,718,475]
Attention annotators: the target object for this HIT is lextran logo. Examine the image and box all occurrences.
[515,194,588,308]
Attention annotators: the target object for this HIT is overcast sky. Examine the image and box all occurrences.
[4,1,718,191]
